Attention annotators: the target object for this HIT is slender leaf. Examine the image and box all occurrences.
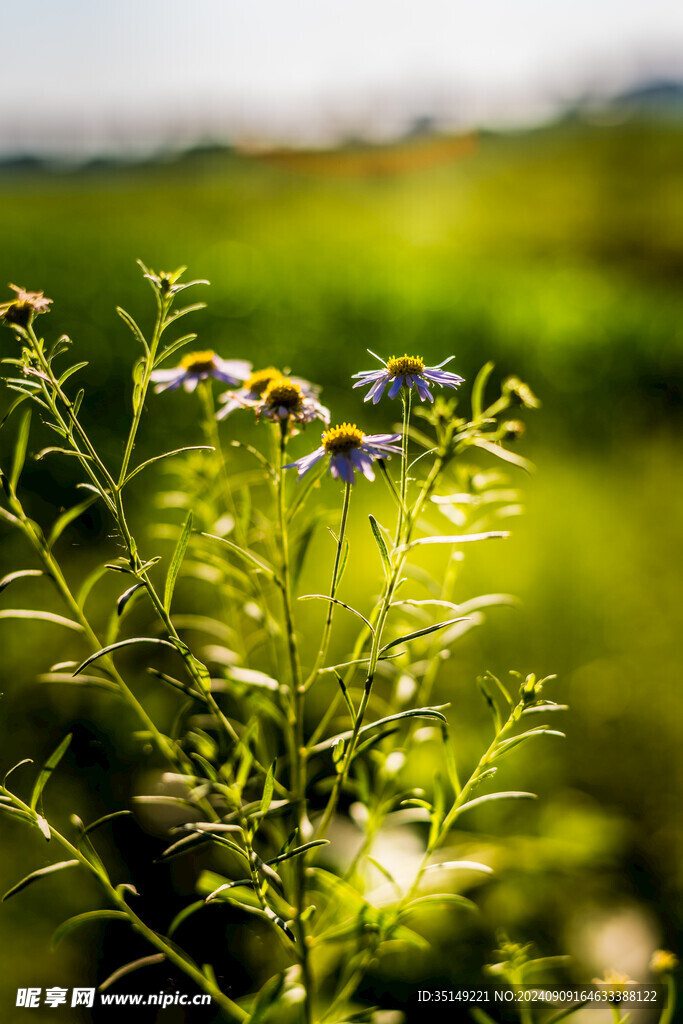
[0,569,43,594]
[57,361,89,386]
[153,333,198,367]
[30,733,72,811]
[201,532,277,580]
[10,409,31,491]
[48,494,98,549]
[267,840,329,866]
[168,901,205,938]
[454,791,537,818]
[403,531,509,551]
[50,910,129,950]
[82,810,133,837]
[260,761,276,814]
[2,860,78,902]
[368,514,391,578]
[116,307,149,356]
[100,954,166,993]
[117,583,145,617]
[72,636,179,676]
[299,594,374,632]
[123,447,213,487]
[398,893,477,917]
[164,511,192,613]
[471,437,535,474]
[310,706,448,754]
[380,618,469,654]
[0,608,83,631]
[471,360,495,420]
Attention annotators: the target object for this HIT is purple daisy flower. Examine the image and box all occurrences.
[246,376,330,427]
[150,350,251,394]
[217,366,320,420]
[352,352,464,405]
[285,423,402,484]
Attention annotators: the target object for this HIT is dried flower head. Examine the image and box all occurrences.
[0,285,52,329]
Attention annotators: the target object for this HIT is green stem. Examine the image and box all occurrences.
[304,480,352,690]
[5,793,244,1021]
[118,296,168,487]
[275,424,313,1024]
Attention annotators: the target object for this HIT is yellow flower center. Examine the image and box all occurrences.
[245,366,281,394]
[322,423,365,454]
[386,354,425,376]
[263,378,302,409]
[180,350,216,373]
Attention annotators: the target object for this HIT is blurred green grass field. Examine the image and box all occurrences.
[1,118,682,1013]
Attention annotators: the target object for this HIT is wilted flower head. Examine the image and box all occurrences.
[503,376,540,409]
[285,422,401,484]
[0,285,52,329]
[352,352,464,405]
[650,950,678,975]
[217,366,320,421]
[151,350,251,393]
[244,375,329,428]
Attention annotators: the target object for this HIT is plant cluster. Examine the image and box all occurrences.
[0,266,675,1023]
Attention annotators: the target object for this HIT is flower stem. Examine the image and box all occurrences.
[304,480,352,690]
[275,424,313,1024]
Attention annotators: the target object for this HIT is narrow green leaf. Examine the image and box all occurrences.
[260,761,275,815]
[57,361,89,386]
[2,860,79,902]
[310,706,448,754]
[36,815,51,840]
[379,617,469,654]
[368,514,391,578]
[492,729,566,759]
[0,569,43,593]
[164,511,192,613]
[223,666,279,691]
[267,840,329,866]
[117,583,145,617]
[116,307,150,356]
[153,333,198,367]
[48,494,98,549]
[471,437,535,474]
[3,758,33,789]
[50,910,129,950]
[72,637,179,677]
[35,447,93,462]
[99,954,166,993]
[299,594,374,632]
[30,733,72,811]
[167,901,205,939]
[454,791,537,818]
[471,360,495,420]
[398,893,477,917]
[201,532,277,580]
[404,531,509,551]
[10,409,31,491]
[123,447,213,487]
[82,810,133,837]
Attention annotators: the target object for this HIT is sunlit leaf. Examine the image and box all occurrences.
[2,860,78,902]
[164,510,192,613]
[379,618,468,654]
[10,409,31,492]
[368,514,391,578]
[99,954,165,993]
[123,447,213,487]
[72,637,179,676]
[0,569,43,594]
[30,733,72,811]
[48,494,98,549]
[50,910,129,950]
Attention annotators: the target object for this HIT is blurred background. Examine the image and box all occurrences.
[1,1,682,1020]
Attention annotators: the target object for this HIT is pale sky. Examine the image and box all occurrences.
[2,0,682,153]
